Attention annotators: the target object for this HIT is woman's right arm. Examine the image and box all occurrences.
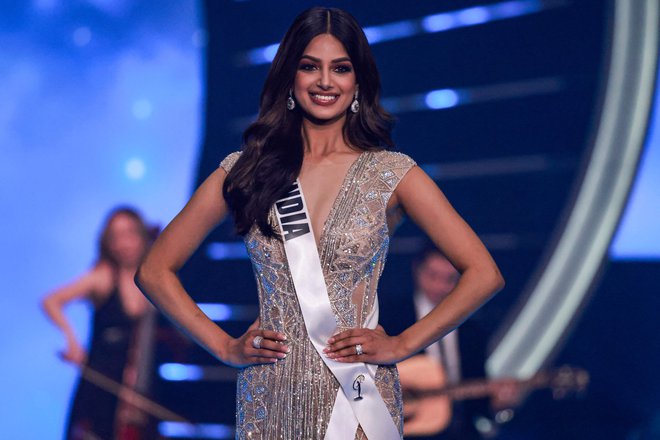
[135,166,288,367]
[41,268,104,364]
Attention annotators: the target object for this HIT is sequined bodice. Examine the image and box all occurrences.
[220,149,416,440]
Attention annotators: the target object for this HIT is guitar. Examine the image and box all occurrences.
[398,354,589,436]
[79,364,189,422]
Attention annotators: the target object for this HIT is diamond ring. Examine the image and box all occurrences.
[252,335,264,349]
[355,344,363,356]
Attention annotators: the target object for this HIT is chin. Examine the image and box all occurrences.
[301,106,350,123]
[306,113,347,125]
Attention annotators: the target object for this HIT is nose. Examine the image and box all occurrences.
[318,66,332,90]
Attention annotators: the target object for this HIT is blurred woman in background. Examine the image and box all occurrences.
[42,206,158,440]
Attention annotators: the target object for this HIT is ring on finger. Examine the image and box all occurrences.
[355,344,363,356]
[252,335,264,349]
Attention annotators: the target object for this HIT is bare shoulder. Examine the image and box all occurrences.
[88,262,115,301]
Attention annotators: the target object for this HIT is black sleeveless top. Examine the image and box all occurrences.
[66,287,139,440]
[87,287,137,377]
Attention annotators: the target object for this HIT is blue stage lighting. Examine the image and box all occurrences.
[159,422,234,439]
[72,26,92,47]
[207,242,249,260]
[492,0,542,18]
[424,89,460,109]
[159,363,204,381]
[125,158,146,180]
[455,7,491,26]
[132,99,153,119]
[240,1,554,66]
[421,13,455,33]
[364,20,418,44]
[246,43,279,64]
[198,303,233,321]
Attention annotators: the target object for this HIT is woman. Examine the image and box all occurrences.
[42,206,157,440]
[136,7,504,440]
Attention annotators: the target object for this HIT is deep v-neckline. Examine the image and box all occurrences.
[298,151,367,249]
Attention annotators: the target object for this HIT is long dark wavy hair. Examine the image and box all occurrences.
[223,7,395,237]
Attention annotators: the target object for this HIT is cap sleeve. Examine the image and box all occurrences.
[377,150,417,195]
[373,151,417,233]
[218,151,242,173]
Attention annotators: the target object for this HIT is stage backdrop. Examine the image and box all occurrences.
[0,1,205,438]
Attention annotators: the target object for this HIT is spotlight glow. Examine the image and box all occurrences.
[198,303,232,321]
[159,363,204,381]
[132,99,153,119]
[207,241,248,260]
[125,157,146,180]
[456,7,491,25]
[364,20,417,44]
[192,29,208,48]
[421,13,455,32]
[239,0,555,66]
[72,26,91,47]
[159,422,234,439]
[424,89,460,109]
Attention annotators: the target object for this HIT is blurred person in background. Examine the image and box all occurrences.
[381,246,520,439]
[42,206,159,440]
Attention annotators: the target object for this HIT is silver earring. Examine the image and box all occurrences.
[350,90,359,113]
[287,89,295,110]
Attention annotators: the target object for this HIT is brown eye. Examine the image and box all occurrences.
[298,63,317,71]
[334,64,353,73]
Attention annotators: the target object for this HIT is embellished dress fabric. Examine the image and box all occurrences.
[220,150,417,440]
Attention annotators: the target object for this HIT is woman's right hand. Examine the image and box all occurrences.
[221,319,290,368]
[59,340,87,366]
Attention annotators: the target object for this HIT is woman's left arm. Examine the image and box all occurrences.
[325,166,505,364]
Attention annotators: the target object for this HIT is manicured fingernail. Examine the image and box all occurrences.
[278,352,287,358]
[327,338,335,344]
[323,347,329,353]
[286,347,291,353]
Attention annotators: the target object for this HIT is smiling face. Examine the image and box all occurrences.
[293,33,357,124]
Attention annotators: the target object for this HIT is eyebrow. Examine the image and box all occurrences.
[300,55,352,63]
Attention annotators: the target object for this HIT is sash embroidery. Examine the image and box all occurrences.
[275,184,310,241]
[273,179,400,440]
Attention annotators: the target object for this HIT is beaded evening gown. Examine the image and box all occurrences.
[220,149,417,440]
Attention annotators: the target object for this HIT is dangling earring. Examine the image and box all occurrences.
[287,89,296,110]
[350,89,359,113]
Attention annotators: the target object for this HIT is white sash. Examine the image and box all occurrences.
[273,179,400,440]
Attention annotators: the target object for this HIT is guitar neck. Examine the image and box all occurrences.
[401,362,588,405]
[443,380,497,401]
[413,374,549,401]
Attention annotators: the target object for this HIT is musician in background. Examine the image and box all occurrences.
[42,206,159,440]
[381,246,520,439]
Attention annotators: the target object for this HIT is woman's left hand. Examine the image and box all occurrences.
[323,325,404,365]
